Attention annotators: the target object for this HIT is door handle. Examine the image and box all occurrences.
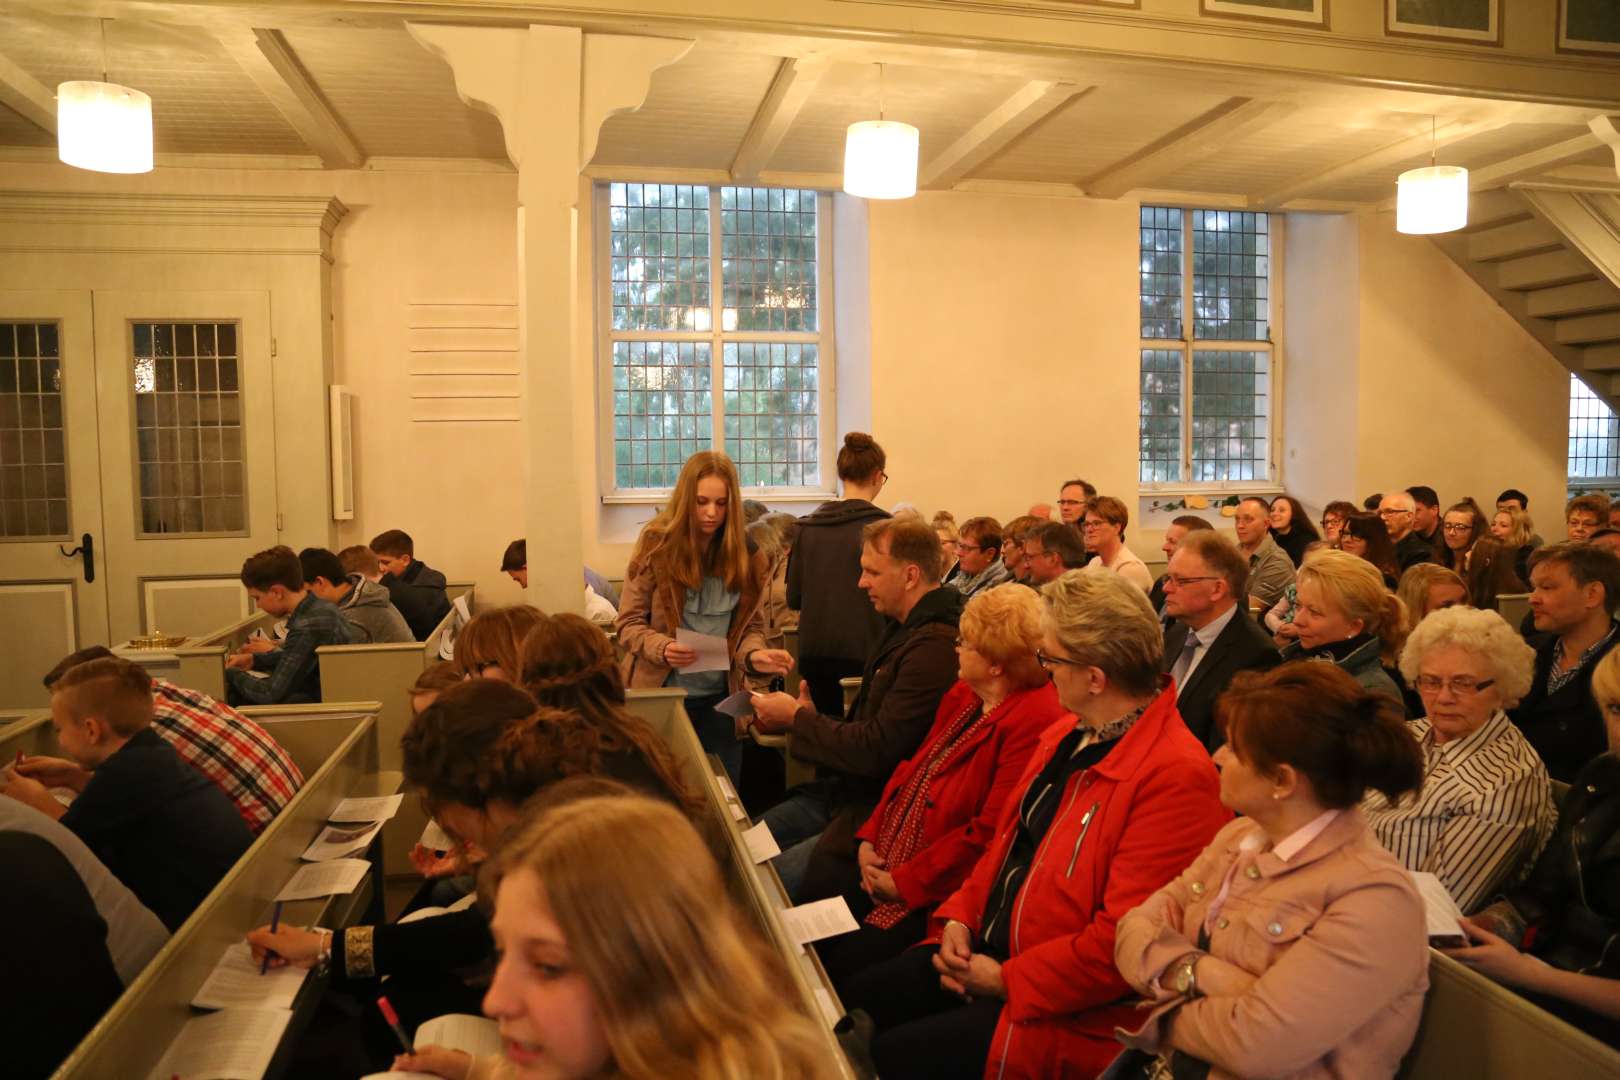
[59,533,95,583]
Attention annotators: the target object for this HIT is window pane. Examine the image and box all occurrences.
[720,187,818,332]
[608,182,712,331]
[1192,210,1269,341]
[132,321,244,535]
[1569,374,1620,480]
[1139,348,1183,483]
[723,342,819,487]
[0,321,69,538]
[1140,206,1183,340]
[1190,350,1270,482]
[612,340,713,489]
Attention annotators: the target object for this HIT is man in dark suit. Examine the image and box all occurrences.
[1161,530,1281,752]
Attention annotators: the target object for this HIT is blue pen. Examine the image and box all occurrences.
[261,900,283,975]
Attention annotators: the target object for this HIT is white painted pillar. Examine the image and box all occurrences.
[408,23,690,614]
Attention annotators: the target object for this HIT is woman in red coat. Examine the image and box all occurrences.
[814,583,1066,989]
[842,570,1230,1080]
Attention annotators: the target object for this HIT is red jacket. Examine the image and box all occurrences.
[855,680,1065,912]
[934,685,1230,1080]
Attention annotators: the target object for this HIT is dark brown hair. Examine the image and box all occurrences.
[239,545,303,591]
[1002,515,1041,546]
[410,661,464,706]
[1528,541,1620,616]
[1169,515,1214,534]
[1029,521,1086,569]
[518,613,704,821]
[1176,530,1249,599]
[501,539,525,573]
[42,645,116,688]
[1269,495,1320,543]
[52,657,156,737]
[1061,478,1097,499]
[1464,537,1526,613]
[1218,662,1422,808]
[369,529,414,558]
[1437,498,1489,572]
[1567,493,1608,522]
[402,680,601,813]
[862,515,944,584]
[453,605,546,680]
[1341,512,1400,583]
[836,431,885,484]
[1086,495,1130,540]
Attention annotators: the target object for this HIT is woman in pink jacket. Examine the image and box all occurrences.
[1113,662,1430,1079]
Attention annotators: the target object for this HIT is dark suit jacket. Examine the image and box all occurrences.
[1163,609,1281,752]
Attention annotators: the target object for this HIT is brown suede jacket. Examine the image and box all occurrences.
[615,539,769,694]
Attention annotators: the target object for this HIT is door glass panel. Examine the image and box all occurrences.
[132,321,245,535]
[0,321,68,539]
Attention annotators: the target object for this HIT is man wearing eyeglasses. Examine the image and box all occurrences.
[1056,478,1095,529]
[1022,522,1086,587]
[1160,531,1279,751]
[1380,490,1438,572]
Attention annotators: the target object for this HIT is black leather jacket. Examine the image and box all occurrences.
[1500,752,1620,977]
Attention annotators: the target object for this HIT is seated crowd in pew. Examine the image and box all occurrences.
[9,435,1620,1079]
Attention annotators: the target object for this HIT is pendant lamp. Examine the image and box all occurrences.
[843,65,918,200]
[1396,118,1466,235]
[58,21,153,175]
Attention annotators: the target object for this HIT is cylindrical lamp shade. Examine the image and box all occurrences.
[843,120,919,200]
[1396,165,1468,235]
[58,81,153,174]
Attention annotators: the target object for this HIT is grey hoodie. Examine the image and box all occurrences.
[339,574,415,644]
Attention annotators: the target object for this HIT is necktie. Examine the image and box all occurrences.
[1170,633,1201,698]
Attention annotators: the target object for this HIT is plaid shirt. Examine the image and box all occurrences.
[227,592,358,705]
[151,678,304,833]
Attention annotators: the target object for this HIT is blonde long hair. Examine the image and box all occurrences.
[632,451,753,593]
[1298,549,1409,666]
[492,793,839,1080]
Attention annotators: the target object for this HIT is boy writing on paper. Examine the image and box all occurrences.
[2,657,253,930]
[227,545,360,706]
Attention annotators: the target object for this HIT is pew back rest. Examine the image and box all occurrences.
[1495,592,1532,630]
[0,711,57,760]
[840,676,861,714]
[51,703,394,1080]
[1398,950,1620,1079]
[623,689,855,1079]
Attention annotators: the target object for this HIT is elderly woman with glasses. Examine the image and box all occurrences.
[1083,495,1153,593]
[1362,605,1557,913]
[842,572,1228,1079]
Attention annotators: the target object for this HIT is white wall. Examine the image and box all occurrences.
[1283,212,1361,515]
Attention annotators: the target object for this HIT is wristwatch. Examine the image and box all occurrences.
[1172,953,1200,998]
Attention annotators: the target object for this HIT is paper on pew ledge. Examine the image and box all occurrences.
[277,858,371,901]
[1409,871,1467,940]
[743,821,780,863]
[714,772,748,821]
[419,817,455,852]
[779,897,859,946]
[416,1013,503,1057]
[146,1006,290,1080]
[192,943,308,1011]
[302,819,386,861]
[330,793,405,823]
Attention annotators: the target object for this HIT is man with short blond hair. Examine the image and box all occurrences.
[1232,496,1295,608]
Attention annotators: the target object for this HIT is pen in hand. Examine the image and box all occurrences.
[260,901,283,975]
[378,995,415,1054]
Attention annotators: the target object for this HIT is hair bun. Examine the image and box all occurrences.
[843,432,874,450]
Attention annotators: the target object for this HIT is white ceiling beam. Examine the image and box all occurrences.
[919,80,1089,190]
[1585,114,1619,178]
[730,56,829,182]
[1253,117,1508,208]
[1470,132,1602,191]
[1080,97,1293,200]
[0,48,56,135]
[216,27,363,169]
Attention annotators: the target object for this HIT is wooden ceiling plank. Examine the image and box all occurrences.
[217,26,363,168]
[1472,133,1602,191]
[919,80,1089,190]
[1254,117,1509,207]
[1080,97,1292,200]
[0,48,56,135]
[730,55,829,182]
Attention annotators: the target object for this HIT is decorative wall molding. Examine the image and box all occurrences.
[407,300,523,422]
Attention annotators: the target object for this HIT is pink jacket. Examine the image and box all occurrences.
[1113,811,1429,1080]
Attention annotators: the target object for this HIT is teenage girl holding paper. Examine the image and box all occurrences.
[615,450,792,783]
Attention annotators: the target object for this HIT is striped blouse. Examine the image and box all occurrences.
[1362,710,1556,913]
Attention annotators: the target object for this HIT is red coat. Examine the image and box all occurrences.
[934,685,1230,1080]
[855,680,1065,912]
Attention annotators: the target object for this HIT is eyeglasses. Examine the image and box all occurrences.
[1056,498,1085,507]
[1320,517,1343,529]
[1378,508,1413,518]
[1081,520,1110,530]
[957,543,983,554]
[1441,523,1474,534]
[1165,574,1221,588]
[1024,547,1053,560]
[1414,675,1496,696]
[1036,648,1086,671]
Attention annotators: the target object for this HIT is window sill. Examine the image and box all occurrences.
[601,490,839,506]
